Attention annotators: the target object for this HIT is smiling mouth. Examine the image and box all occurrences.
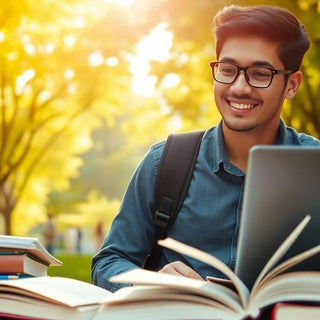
[230,102,255,110]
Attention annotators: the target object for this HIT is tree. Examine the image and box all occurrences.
[0,0,138,234]
[49,0,320,232]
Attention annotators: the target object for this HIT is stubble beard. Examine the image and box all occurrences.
[222,117,260,132]
[220,92,285,133]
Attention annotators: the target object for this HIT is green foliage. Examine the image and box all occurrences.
[1,0,319,237]
[0,0,134,234]
[273,0,320,138]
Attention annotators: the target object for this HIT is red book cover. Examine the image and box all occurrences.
[0,254,47,277]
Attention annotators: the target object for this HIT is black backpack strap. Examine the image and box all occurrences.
[144,130,205,270]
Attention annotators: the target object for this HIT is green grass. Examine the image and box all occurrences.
[48,254,93,283]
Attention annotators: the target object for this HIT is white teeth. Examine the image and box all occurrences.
[230,102,254,110]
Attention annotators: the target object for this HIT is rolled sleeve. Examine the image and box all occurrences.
[91,142,164,292]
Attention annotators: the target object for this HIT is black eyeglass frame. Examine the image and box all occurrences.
[210,61,292,88]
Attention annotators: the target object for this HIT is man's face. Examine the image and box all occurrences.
[214,36,291,133]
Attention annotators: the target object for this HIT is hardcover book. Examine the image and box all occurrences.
[0,235,62,266]
[0,253,48,277]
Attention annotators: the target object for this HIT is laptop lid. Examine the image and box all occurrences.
[235,145,320,289]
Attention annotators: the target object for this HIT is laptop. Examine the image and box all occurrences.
[235,145,320,289]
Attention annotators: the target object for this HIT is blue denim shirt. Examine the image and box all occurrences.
[91,120,320,292]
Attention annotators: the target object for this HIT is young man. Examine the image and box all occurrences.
[91,5,320,292]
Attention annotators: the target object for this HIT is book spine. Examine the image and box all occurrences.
[0,255,25,273]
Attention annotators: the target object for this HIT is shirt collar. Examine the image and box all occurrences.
[277,119,290,144]
[208,119,288,176]
[207,120,242,175]
[211,121,228,173]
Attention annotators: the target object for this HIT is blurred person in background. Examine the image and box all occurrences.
[42,213,56,255]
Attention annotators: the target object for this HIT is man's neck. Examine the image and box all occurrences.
[222,122,279,172]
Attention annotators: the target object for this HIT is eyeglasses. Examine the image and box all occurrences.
[210,61,292,88]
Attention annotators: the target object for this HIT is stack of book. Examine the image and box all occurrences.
[0,235,62,279]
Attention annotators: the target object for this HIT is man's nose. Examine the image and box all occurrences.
[230,70,252,94]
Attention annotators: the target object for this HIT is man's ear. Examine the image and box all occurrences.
[284,71,302,100]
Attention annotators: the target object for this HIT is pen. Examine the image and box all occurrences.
[0,275,20,280]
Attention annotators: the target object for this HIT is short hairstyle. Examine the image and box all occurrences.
[214,5,310,72]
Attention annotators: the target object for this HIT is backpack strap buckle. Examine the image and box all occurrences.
[154,197,172,228]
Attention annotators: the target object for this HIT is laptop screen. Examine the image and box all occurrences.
[235,145,320,289]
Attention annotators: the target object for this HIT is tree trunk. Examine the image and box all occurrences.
[0,181,16,235]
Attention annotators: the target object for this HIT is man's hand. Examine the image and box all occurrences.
[158,261,204,280]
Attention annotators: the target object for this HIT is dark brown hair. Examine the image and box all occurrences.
[214,5,310,71]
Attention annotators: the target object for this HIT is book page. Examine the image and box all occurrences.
[273,302,320,320]
[0,276,111,307]
[254,244,320,292]
[95,299,241,320]
[110,268,243,313]
[105,284,234,310]
[158,238,249,308]
[248,271,320,313]
[0,293,100,320]
[250,215,311,298]
[0,235,62,266]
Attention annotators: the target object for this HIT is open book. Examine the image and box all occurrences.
[95,214,320,320]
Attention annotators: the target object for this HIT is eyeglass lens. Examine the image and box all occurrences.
[213,62,273,88]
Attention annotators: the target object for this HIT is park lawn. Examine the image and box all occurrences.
[48,254,93,283]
